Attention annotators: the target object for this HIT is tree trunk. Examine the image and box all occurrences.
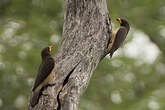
[28,0,112,110]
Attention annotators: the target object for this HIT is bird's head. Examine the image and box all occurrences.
[41,45,53,59]
[116,18,129,25]
[116,17,130,30]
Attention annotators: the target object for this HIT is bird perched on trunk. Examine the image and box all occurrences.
[30,45,55,107]
[108,18,130,57]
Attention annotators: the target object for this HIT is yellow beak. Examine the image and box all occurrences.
[49,45,53,52]
[116,18,122,24]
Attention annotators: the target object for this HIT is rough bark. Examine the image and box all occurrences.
[28,0,112,110]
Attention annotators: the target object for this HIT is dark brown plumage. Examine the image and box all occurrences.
[109,18,130,57]
[30,45,55,107]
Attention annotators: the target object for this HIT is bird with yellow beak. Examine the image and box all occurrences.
[108,18,130,57]
[30,45,55,107]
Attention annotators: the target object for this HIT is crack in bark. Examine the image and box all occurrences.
[57,89,62,110]
[57,62,80,110]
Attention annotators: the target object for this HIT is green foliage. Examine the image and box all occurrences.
[0,0,165,110]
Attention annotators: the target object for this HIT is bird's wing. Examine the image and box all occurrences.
[110,27,127,56]
[32,57,54,91]
[109,28,120,49]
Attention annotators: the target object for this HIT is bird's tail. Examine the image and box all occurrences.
[30,90,40,107]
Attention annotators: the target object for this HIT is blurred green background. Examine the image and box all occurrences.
[0,0,165,110]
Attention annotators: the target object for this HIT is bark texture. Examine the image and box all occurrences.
[28,0,112,110]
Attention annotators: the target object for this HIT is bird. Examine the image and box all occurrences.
[30,45,55,107]
[108,18,130,57]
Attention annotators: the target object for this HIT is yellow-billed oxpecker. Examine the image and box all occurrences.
[30,45,55,107]
[109,18,130,57]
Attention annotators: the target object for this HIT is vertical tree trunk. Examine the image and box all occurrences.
[28,0,112,110]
